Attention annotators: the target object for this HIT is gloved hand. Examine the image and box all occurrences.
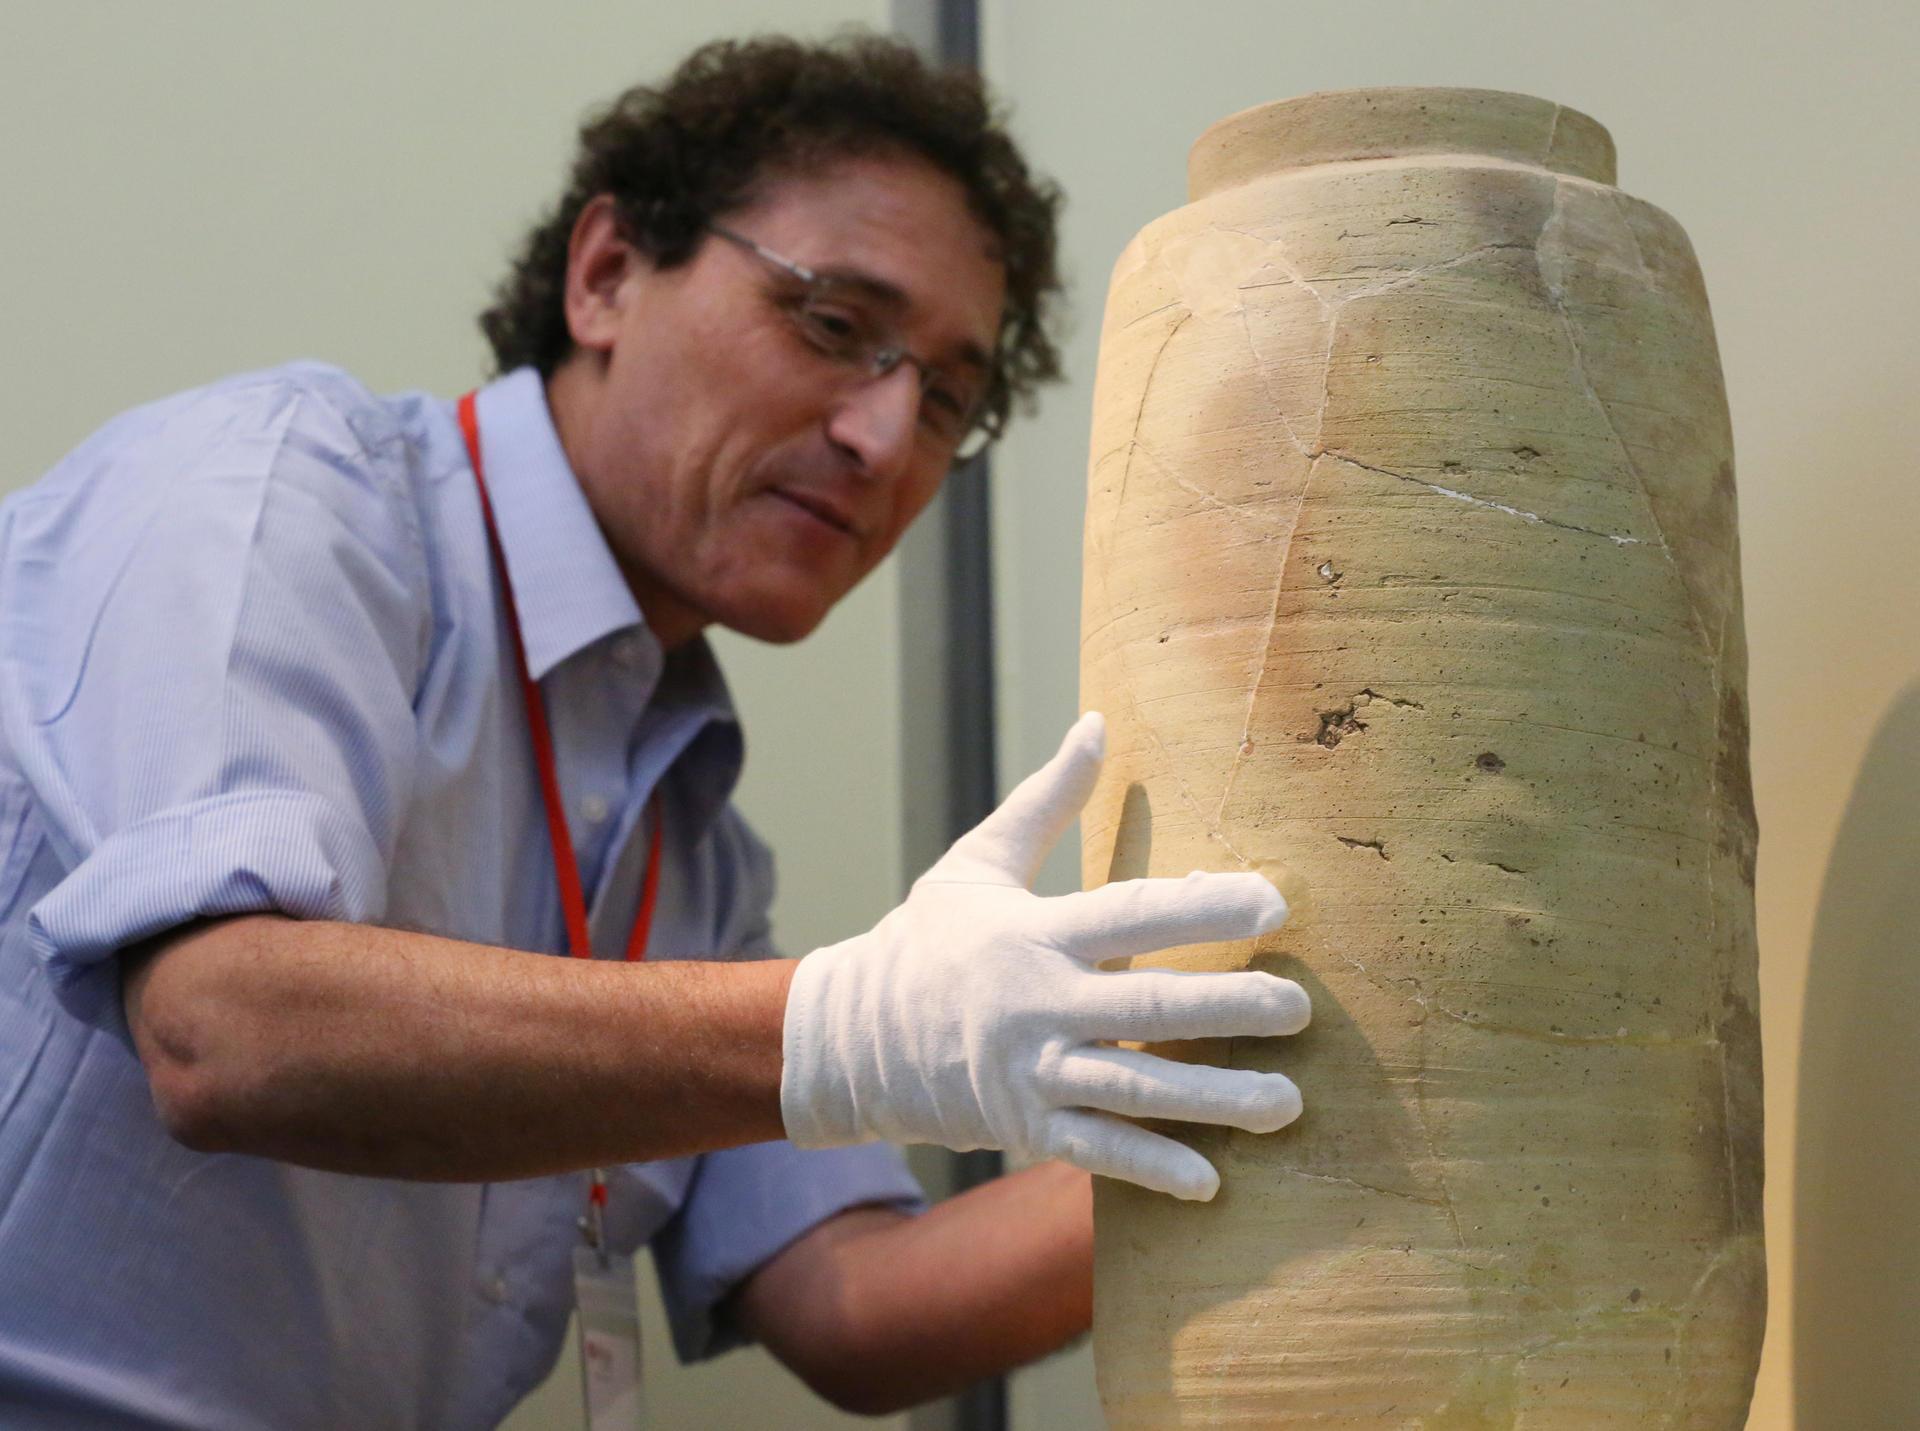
[781,711,1310,1201]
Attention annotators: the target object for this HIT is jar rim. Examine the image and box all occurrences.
[1188,87,1616,200]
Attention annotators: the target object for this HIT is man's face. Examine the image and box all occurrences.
[562,152,1007,646]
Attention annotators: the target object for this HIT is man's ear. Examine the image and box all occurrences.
[563,195,638,355]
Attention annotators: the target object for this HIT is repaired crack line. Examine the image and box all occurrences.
[1319,449,1644,544]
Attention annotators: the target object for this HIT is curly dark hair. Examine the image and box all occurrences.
[479,32,1063,435]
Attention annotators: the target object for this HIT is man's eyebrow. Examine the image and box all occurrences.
[813,266,995,373]
[811,264,909,308]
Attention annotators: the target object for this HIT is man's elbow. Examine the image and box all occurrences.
[734,1207,930,1415]
[123,916,279,1154]
[143,1052,243,1154]
[785,1346,922,1418]
[132,977,251,1154]
[826,1386,911,1418]
[761,1279,940,1416]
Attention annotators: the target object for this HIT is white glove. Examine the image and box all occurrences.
[781,711,1310,1201]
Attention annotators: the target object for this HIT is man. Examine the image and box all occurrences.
[0,35,1309,1426]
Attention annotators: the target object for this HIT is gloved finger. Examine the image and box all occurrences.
[1039,1045,1303,1134]
[1070,967,1311,1042]
[1040,870,1289,964]
[924,711,1106,887]
[1041,1108,1222,1201]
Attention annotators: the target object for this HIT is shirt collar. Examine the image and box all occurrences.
[651,638,748,838]
[466,367,644,682]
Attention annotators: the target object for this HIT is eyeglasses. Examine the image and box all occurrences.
[708,224,1000,461]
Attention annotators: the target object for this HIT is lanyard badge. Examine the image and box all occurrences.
[574,1237,645,1431]
[461,390,655,1428]
[575,1172,644,1431]
[574,1169,643,1428]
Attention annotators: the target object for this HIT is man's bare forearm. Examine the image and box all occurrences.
[124,914,794,1179]
[735,1160,1094,1415]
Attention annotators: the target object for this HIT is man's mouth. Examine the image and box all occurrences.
[772,487,860,539]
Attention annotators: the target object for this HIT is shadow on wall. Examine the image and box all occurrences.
[1793,676,1920,1428]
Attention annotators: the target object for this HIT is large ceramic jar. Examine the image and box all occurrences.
[1080,88,1763,1427]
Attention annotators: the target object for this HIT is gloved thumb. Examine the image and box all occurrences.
[925,711,1106,887]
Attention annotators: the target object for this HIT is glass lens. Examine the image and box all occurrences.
[789,292,883,362]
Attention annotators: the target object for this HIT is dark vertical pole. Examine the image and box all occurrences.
[936,0,980,75]
[933,2,1006,1427]
[894,3,1009,1427]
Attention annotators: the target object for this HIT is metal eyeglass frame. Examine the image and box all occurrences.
[707,223,999,461]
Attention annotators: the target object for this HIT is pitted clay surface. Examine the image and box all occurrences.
[1082,88,1763,1429]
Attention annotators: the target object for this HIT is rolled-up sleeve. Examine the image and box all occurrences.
[0,376,428,1033]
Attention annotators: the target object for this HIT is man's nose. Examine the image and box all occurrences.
[825,366,921,480]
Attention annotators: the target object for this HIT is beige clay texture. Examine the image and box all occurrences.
[1080,89,1764,1428]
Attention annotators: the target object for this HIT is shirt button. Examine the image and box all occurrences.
[580,794,610,824]
[481,1274,509,1305]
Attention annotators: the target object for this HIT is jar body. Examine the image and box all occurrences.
[1081,89,1763,1428]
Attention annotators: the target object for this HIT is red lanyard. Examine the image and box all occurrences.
[458,391,663,963]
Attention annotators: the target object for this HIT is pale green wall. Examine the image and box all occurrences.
[2,6,908,1429]
[981,2,1920,1427]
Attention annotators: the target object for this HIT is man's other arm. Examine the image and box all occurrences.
[730,1160,1093,1416]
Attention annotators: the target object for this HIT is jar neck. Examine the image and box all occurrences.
[1188,87,1616,200]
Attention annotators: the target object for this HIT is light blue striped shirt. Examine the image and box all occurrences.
[0,364,922,1429]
